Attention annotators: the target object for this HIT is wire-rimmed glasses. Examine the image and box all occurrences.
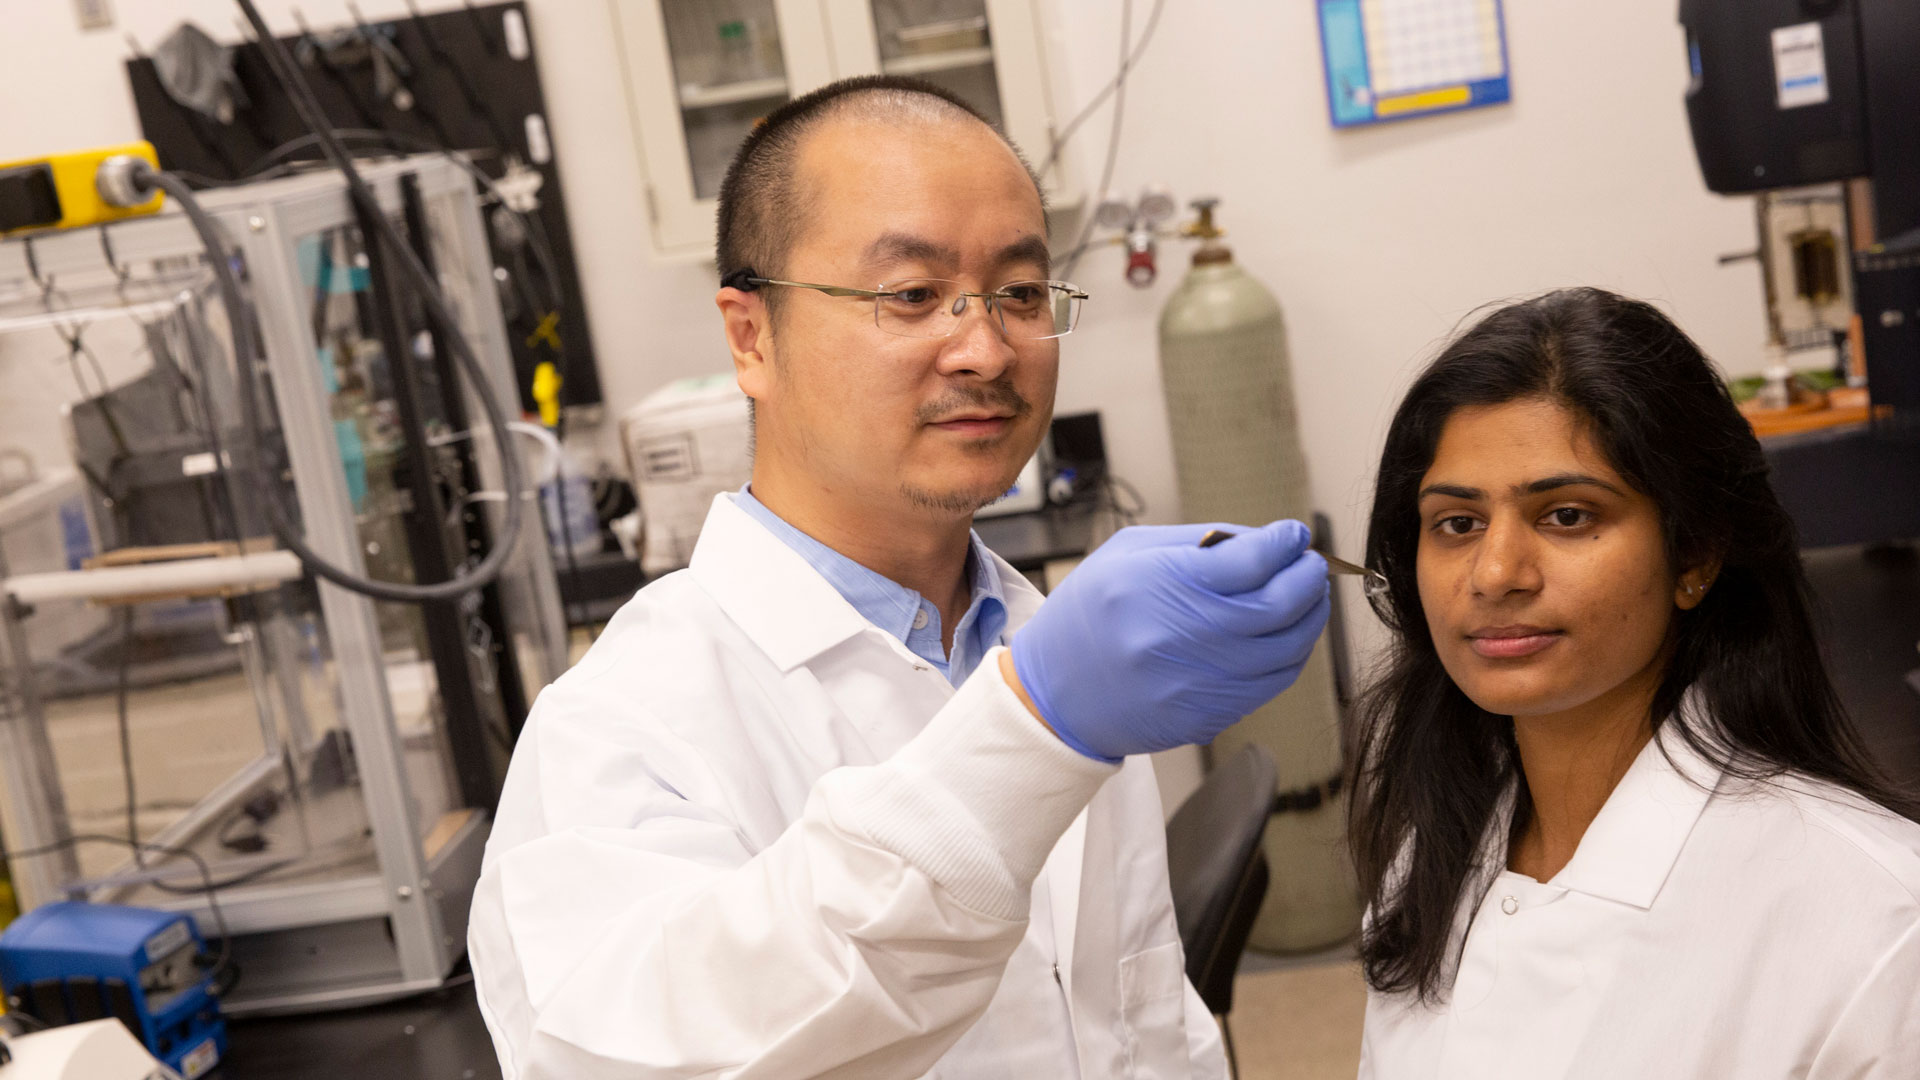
[741,276,1089,340]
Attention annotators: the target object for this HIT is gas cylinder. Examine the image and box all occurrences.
[1157,199,1359,952]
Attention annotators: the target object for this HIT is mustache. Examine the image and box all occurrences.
[914,381,1033,425]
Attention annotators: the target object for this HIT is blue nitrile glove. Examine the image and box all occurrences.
[1009,520,1331,762]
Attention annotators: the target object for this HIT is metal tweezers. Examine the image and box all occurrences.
[1198,528,1389,598]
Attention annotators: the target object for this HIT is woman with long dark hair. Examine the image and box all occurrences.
[1351,288,1920,1078]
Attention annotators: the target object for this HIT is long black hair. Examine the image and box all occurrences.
[1349,287,1916,1002]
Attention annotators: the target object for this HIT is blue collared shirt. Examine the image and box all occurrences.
[731,486,1009,686]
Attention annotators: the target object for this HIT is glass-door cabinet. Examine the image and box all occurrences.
[613,0,1071,259]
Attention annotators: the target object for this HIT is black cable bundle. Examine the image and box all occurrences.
[123,1,533,604]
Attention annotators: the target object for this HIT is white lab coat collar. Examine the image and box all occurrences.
[687,491,1046,671]
[1547,704,1725,910]
[689,494,873,672]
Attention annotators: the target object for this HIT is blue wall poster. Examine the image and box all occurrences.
[1318,0,1512,128]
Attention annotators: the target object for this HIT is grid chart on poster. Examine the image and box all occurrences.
[1363,0,1503,94]
[1317,0,1511,128]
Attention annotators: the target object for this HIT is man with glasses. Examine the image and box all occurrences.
[470,76,1330,1079]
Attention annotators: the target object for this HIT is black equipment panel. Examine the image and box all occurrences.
[1855,251,1920,420]
[1855,0,1920,239]
[1679,0,1868,193]
[124,1,601,413]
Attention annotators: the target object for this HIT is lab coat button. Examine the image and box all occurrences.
[1501,895,1519,915]
[912,608,929,630]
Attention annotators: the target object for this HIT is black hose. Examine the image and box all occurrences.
[116,608,141,870]
[230,0,535,603]
[136,155,528,604]
[240,128,565,316]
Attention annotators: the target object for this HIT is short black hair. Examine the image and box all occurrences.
[714,74,1045,283]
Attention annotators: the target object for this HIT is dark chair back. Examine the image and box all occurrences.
[1164,744,1277,1017]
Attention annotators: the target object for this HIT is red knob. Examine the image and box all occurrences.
[1126,247,1157,287]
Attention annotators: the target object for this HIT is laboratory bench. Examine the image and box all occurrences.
[554,548,647,627]
[972,503,1100,575]
[209,974,498,1080]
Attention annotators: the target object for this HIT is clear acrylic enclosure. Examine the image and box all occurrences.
[0,157,564,1012]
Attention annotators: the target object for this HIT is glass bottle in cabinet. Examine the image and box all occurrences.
[660,0,793,200]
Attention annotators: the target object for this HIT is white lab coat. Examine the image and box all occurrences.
[1360,718,1920,1078]
[469,494,1228,1079]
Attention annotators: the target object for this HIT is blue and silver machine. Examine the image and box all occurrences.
[0,901,226,1078]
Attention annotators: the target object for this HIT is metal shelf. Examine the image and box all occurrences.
[678,76,790,109]
[881,45,994,78]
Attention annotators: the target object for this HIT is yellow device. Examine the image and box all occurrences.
[0,141,164,237]
[531,360,562,427]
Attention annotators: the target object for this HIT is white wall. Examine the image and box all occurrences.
[1035,0,1768,653]
[1,0,1767,653]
